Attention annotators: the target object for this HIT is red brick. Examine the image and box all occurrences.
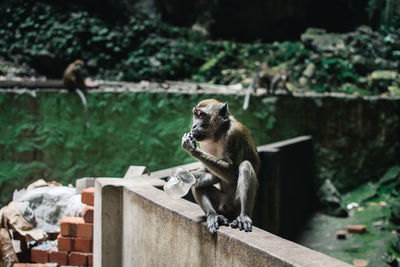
[49,250,68,265]
[78,222,93,239]
[81,187,94,206]
[60,216,93,239]
[353,259,367,267]
[31,246,50,263]
[57,235,92,252]
[69,252,88,266]
[347,225,366,234]
[336,230,346,239]
[88,253,93,266]
[13,264,57,267]
[83,205,94,223]
[58,235,73,251]
[60,217,80,237]
[74,237,93,252]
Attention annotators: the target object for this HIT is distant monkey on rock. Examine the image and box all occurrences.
[63,59,90,129]
[182,99,261,234]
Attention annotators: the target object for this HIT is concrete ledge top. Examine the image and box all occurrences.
[257,135,312,152]
[96,171,351,267]
[1,80,400,101]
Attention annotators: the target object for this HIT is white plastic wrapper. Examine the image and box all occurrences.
[163,168,196,199]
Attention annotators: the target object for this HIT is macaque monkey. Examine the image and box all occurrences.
[63,60,90,129]
[258,68,290,95]
[182,99,261,234]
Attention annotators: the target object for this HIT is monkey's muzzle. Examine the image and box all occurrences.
[191,130,207,141]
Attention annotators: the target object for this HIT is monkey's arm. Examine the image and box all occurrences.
[182,133,236,183]
[191,168,219,187]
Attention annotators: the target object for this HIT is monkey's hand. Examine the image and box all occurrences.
[182,132,197,154]
[231,215,252,232]
[207,213,228,235]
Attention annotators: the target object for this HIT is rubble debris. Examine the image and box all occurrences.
[317,179,348,217]
[15,186,85,234]
[347,225,367,234]
[347,202,360,210]
[336,230,346,239]
[352,258,368,267]
[30,187,94,266]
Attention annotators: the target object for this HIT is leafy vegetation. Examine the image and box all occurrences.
[297,166,400,266]
[2,0,400,95]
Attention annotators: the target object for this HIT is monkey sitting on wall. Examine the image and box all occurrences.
[63,59,90,129]
[182,99,261,234]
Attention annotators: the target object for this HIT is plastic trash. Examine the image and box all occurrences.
[163,168,196,199]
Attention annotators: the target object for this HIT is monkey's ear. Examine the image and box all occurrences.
[219,102,229,118]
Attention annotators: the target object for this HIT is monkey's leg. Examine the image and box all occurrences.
[191,169,219,187]
[74,89,90,129]
[192,185,228,234]
[231,160,257,232]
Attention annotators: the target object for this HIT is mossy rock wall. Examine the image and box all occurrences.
[0,91,399,206]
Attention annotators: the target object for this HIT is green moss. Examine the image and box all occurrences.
[0,92,399,207]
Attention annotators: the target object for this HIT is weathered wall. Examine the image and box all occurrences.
[0,90,399,206]
[94,171,351,267]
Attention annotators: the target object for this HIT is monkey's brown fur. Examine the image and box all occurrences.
[62,60,90,129]
[63,59,86,90]
[182,99,260,234]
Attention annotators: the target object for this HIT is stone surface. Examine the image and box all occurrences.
[124,165,150,179]
[317,179,348,217]
[94,163,351,267]
[301,28,346,53]
[76,178,96,194]
[255,136,314,238]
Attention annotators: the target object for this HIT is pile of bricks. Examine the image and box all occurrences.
[31,187,95,266]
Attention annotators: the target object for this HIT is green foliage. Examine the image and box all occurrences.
[313,56,360,92]
[2,0,400,95]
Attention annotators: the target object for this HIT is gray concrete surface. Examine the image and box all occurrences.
[94,163,351,266]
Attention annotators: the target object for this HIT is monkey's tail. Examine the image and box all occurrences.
[75,88,90,129]
[243,72,258,110]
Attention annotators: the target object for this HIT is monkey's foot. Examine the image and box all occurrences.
[231,215,252,232]
[207,214,228,235]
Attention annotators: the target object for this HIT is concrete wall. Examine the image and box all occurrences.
[256,136,314,239]
[1,90,399,207]
[94,140,350,266]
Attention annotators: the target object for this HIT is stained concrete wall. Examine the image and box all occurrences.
[1,90,399,207]
[255,136,314,239]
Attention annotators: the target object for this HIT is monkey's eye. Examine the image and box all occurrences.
[195,111,206,119]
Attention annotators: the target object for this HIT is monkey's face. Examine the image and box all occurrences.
[191,100,230,142]
[71,60,84,73]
